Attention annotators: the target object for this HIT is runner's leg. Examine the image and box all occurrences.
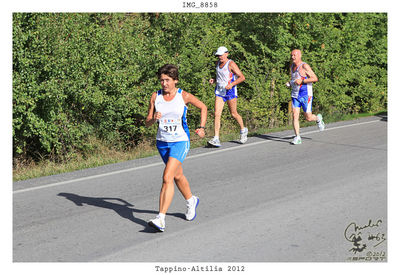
[214,96,225,137]
[304,112,317,122]
[303,96,317,122]
[159,157,181,214]
[227,98,245,129]
[174,164,192,200]
[293,107,301,136]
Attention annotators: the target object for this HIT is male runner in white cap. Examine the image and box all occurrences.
[208,46,248,147]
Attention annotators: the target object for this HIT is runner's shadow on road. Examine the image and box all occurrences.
[256,134,311,144]
[57,193,185,233]
[228,140,244,145]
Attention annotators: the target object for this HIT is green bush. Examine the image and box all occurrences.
[13,13,387,163]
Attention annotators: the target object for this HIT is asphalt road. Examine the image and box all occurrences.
[13,116,387,262]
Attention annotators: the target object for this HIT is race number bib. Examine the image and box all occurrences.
[159,118,182,135]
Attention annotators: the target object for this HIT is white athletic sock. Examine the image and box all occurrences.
[186,196,194,204]
[158,213,166,220]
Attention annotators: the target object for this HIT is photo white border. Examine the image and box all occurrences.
[3,1,397,274]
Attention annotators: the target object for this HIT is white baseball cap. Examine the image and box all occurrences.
[215,46,228,56]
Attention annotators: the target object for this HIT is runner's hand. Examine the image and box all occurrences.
[195,128,205,138]
[225,83,233,90]
[295,79,303,85]
[154,112,162,120]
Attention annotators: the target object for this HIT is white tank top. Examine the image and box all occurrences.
[216,60,236,89]
[290,62,313,98]
[155,88,190,142]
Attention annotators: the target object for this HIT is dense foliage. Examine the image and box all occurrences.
[13,13,387,162]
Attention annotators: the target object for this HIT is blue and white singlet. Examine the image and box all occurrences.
[290,62,313,99]
[215,60,237,97]
[155,88,190,142]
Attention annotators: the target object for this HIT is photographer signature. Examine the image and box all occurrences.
[344,219,386,254]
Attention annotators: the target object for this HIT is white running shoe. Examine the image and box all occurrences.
[148,215,165,232]
[185,196,199,221]
[208,136,221,147]
[291,136,302,145]
[239,127,248,144]
[317,114,325,131]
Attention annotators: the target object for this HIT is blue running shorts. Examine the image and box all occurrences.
[292,95,313,113]
[156,140,190,164]
[215,87,238,102]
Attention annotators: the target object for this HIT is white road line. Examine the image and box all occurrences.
[13,119,382,194]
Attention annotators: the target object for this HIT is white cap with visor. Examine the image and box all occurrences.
[215,46,228,56]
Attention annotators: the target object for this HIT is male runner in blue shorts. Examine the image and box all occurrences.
[208,46,248,147]
[287,49,325,144]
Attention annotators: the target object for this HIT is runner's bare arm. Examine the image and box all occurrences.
[302,63,318,84]
[225,61,245,89]
[145,92,160,127]
[182,91,207,137]
[209,61,218,84]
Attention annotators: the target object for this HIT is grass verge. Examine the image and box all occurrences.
[13,110,386,182]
